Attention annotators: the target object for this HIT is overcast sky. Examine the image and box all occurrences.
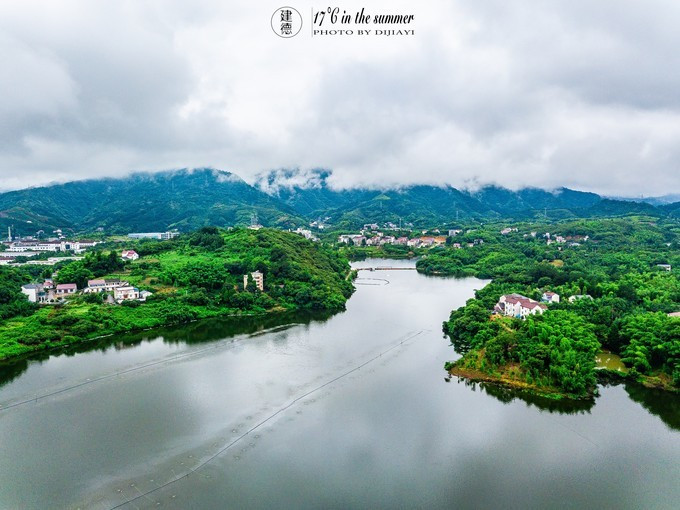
[1,0,679,196]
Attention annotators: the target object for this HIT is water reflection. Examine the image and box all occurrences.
[471,379,595,414]
[624,382,680,431]
[0,310,335,389]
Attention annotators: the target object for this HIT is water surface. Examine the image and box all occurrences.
[0,259,678,509]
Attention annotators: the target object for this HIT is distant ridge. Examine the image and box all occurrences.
[0,168,676,235]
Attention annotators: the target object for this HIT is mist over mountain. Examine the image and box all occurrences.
[255,169,665,227]
[0,169,301,235]
[0,168,677,236]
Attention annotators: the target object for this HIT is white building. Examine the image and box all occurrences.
[541,291,560,304]
[495,294,547,319]
[127,231,179,240]
[243,270,264,291]
[84,279,128,293]
[121,250,139,260]
[114,286,140,301]
[21,284,44,303]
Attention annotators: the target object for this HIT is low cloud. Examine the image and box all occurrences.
[0,0,679,196]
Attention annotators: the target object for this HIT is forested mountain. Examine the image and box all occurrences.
[257,169,672,227]
[0,169,302,234]
[0,167,677,234]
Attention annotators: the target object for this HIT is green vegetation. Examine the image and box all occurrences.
[430,218,680,397]
[2,167,679,236]
[0,228,353,361]
[0,168,301,234]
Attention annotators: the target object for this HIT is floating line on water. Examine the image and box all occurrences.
[354,277,390,286]
[108,329,425,510]
[0,323,306,413]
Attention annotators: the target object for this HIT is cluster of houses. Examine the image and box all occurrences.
[338,233,451,248]
[492,290,611,319]
[20,249,150,305]
[127,231,179,240]
[1,232,99,266]
[293,228,319,242]
[493,291,561,319]
[338,232,487,249]
[21,277,152,304]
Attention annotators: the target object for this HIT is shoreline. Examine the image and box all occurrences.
[447,364,584,400]
[0,304,335,365]
[449,362,679,398]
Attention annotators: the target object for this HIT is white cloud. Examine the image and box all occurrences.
[0,0,679,196]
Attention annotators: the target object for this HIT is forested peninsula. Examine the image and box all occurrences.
[418,218,680,398]
[0,228,353,361]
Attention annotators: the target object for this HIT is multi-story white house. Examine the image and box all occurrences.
[494,294,547,319]
[114,286,140,301]
[243,270,264,292]
[121,250,139,260]
[21,283,46,303]
[84,279,128,293]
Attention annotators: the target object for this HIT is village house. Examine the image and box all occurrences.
[657,264,672,271]
[494,294,547,319]
[114,286,140,302]
[21,283,46,303]
[121,250,139,260]
[84,279,107,293]
[541,291,560,304]
[55,283,77,295]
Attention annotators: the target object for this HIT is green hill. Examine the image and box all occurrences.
[0,228,353,361]
[0,167,673,235]
[0,168,302,235]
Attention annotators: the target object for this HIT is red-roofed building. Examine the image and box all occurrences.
[496,293,547,319]
[56,283,78,295]
[121,250,139,260]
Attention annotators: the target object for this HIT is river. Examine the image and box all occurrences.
[0,259,678,509]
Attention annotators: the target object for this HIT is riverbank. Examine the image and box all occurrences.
[445,354,594,400]
[0,228,355,363]
[447,358,679,399]
[0,300,297,362]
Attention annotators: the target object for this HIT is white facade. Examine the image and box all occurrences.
[541,291,560,303]
[244,270,264,291]
[114,286,140,301]
[21,284,41,303]
[497,294,547,319]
